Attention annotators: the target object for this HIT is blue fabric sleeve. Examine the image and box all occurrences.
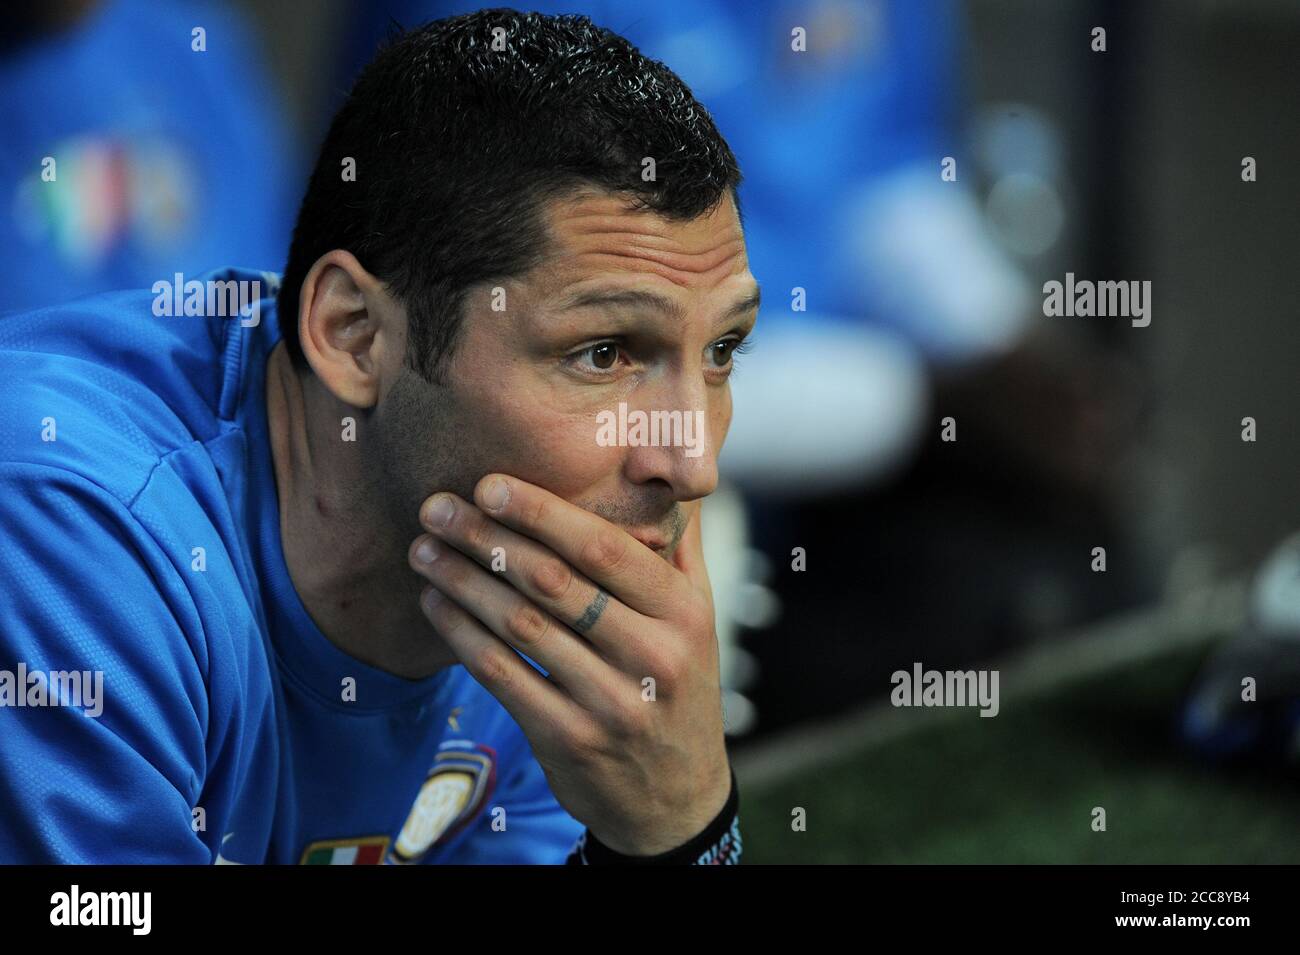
[0,464,211,863]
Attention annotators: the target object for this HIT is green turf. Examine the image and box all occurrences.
[739,641,1300,863]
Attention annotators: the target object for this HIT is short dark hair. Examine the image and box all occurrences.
[278,8,743,382]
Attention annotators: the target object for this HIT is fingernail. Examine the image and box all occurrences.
[422,587,443,614]
[424,495,454,528]
[415,537,439,564]
[482,478,509,511]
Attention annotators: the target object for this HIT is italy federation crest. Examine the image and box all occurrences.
[388,743,497,864]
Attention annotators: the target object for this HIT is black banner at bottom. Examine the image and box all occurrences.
[0,864,1282,939]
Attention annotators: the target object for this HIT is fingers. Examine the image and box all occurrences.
[415,493,661,668]
[412,575,579,741]
[467,474,684,619]
[409,533,643,714]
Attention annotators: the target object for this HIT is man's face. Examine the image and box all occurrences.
[373,189,759,561]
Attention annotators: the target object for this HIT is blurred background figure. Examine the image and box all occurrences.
[1182,531,1300,771]
[0,0,297,314]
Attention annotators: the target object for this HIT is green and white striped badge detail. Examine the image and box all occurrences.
[300,836,389,865]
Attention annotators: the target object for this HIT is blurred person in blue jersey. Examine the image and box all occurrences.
[0,0,297,314]
[0,11,745,864]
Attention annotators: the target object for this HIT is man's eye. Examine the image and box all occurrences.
[589,342,619,370]
[708,336,749,368]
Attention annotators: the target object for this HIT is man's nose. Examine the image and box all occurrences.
[619,387,719,502]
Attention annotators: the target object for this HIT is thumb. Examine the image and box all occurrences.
[672,501,712,600]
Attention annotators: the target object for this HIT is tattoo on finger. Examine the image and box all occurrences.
[573,589,609,634]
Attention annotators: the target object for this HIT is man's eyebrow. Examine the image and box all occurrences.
[726,286,762,321]
[556,285,762,323]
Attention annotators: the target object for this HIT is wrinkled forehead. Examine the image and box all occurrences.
[524,189,751,311]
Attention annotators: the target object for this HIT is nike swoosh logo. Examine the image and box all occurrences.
[215,831,245,865]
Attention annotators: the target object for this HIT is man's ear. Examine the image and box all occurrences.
[296,249,403,408]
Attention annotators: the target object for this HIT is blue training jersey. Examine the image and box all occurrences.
[0,267,586,864]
